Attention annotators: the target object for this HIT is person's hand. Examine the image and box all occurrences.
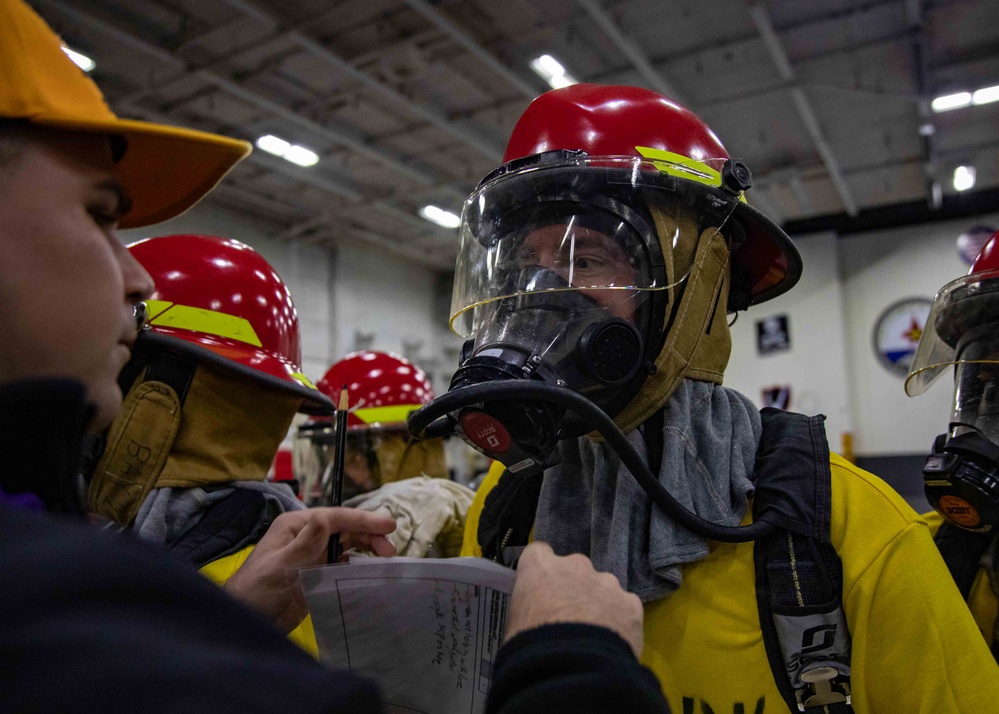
[223,508,396,633]
[504,542,644,657]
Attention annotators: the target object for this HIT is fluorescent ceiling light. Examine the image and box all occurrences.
[283,145,320,167]
[256,135,319,167]
[256,135,290,156]
[931,91,972,113]
[62,46,95,73]
[529,54,578,90]
[419,205,461,229]
[953,165,976,192]
[972,84,999,106]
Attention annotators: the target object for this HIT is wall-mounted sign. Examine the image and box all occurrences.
[872,297,932,378]
[957,224,996,265]
[756,314,790,356]
[761,385,792,410]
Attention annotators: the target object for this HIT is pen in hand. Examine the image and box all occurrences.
[327,385,349,564]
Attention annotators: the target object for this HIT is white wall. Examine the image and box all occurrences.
[839,212,999,456]
[726,232,855,453]
[332,243,463,393]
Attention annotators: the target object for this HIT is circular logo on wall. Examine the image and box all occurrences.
[872,297,933,378]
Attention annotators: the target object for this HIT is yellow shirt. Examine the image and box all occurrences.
[922,509,998,645]
[464,455,999,712]
[199,545,319,658]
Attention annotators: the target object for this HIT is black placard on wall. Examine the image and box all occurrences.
[756,314,790,355]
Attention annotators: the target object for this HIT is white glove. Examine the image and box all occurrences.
[343,476,474,558]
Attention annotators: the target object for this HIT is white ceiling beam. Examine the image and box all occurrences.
[216,0,506,163]
[575,0,689,105]
[748,4,858,217]
[403,0,541,100]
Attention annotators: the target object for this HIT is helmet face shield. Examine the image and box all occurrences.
[450,155,743,339]
[293,422,446,505]
[906,268,999,397]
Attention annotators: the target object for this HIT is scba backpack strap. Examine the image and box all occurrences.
[753,408,853,713]
[933,521,999,661]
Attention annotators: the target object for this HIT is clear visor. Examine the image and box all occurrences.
[449,155,743,337]
[292,424,446,506]
[906,268,999,396]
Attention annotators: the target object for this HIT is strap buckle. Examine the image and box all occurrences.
[796,666,851,711]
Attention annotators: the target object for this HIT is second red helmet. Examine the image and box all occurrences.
[128,234,332,413]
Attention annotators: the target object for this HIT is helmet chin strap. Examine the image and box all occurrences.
[408,380,776,543]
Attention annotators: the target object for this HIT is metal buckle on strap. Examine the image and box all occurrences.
[796,666,851,711]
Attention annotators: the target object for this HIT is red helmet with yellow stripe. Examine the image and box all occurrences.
[501,83,800,306]
[316,351,435,428]
[127,234,331,413]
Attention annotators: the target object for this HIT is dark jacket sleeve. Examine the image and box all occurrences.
[487,623,670,714]
[0,506,384,714]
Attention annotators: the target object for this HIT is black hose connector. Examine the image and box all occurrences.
[408,381,775,543]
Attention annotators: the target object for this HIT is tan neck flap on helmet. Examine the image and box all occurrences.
[88,361,300,526]
[601,205,733,436]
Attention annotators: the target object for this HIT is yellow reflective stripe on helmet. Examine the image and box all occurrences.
[354,404,422,425]
[145,299,262,348]
[291,372,317,390]
[635,146,723,188]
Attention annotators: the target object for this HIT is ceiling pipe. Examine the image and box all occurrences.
[904,0,939,209]
[748,4,859,217]
[38,0,468,196]
[216,0,506,162]
[575,0,689,105]
[403,0,542,99]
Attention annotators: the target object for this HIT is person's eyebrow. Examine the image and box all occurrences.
[94,178,133,220]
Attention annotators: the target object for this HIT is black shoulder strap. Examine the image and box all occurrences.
[933,521,993,600]
[478,469,543,566]
[167,488,271,568]
[753,408,853,714]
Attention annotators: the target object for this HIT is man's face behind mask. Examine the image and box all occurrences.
[516,222,641,322]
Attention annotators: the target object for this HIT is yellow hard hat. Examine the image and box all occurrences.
[0,0,250,228]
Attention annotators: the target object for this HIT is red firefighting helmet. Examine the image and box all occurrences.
[502,84,801,305]
[128,234,332,413]
[316,351,435,429]
[907,230,999,397]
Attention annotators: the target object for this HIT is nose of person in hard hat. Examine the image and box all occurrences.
[0,125,155,430]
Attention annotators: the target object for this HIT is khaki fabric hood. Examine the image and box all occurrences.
[88,361,300,526]
[600,204,733,436]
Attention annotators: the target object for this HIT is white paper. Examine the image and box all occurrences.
[300,556,516,714]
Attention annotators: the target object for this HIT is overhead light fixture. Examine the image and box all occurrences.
[931,82,999,113]
[255,134,319,167]
[953,165,976,192]
[972,84,999,106]
[419,205,461,229]
[918,122,936,137]
[931,92,972,113]
[61,46,95,73]
[529,54,578,90]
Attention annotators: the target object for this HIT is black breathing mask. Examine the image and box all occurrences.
[924,427,999,532]
[449,264,646,472]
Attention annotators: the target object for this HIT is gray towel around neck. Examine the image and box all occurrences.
[534,380,761,603]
